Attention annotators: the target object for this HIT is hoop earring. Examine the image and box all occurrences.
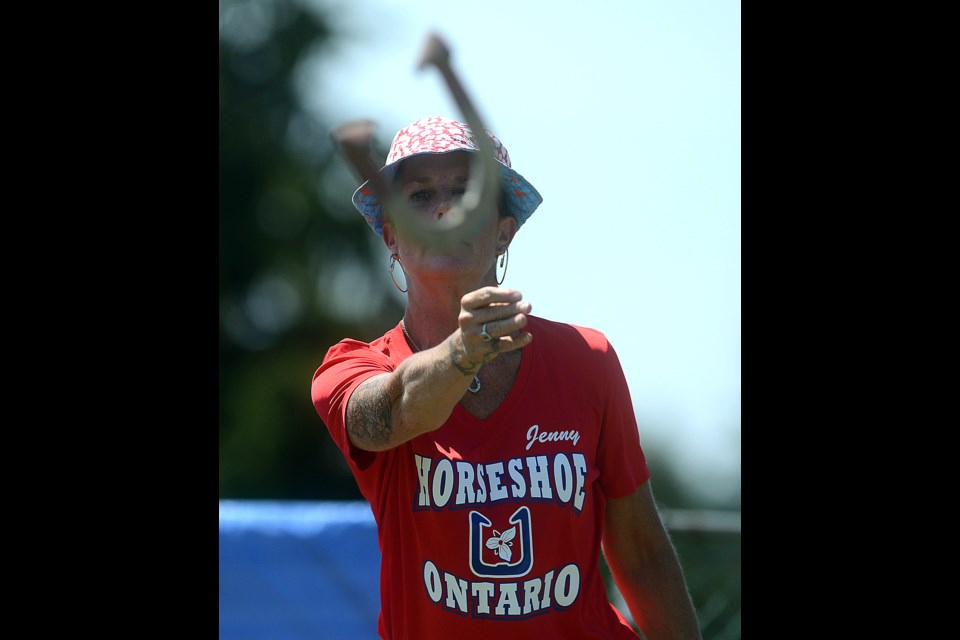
[389,253,408,293]
[496,247,509,285]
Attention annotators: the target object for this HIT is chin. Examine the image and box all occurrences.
[420,253,486,278]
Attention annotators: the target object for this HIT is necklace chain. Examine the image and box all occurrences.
[401,321,481,394]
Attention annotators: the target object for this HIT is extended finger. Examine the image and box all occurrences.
[461,300,532,327]
[460,287,522,311]
[483,330,533,356]
[477,312,530,341]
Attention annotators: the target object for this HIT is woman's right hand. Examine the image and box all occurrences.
[345,287,533,452]
[449,287,533,377]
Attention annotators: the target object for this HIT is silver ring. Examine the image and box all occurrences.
[480,323,493,342]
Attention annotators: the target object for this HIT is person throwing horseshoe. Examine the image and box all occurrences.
[312,115,702,639]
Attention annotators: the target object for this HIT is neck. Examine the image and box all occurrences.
[401,271,498,349]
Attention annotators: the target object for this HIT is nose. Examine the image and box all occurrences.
[434,191,453,220]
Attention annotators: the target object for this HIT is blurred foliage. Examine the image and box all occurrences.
[219,0,403,499]
[672,529,741,639]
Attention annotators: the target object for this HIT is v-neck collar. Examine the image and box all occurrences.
[451,324,534,429]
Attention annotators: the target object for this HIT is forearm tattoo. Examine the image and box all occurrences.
[346,377,393,449]
[447,336,499,377]
[448,339,481,376]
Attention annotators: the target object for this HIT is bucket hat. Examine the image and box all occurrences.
[352,116,542,237]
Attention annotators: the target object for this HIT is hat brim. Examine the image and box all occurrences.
[351,150,542,237]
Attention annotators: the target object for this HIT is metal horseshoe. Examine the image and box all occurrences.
[331,32,502,249]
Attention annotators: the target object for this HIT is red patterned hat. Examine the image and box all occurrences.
[352,116,543,236]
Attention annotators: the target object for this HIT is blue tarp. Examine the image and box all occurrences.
[219,501,381,640]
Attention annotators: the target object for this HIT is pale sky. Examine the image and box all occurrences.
[305,0,741,502]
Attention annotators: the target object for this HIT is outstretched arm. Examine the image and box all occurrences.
[346,287,532,452]
[603,482,702,640]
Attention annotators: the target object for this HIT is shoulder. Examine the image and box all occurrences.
[313,325,405,386]
[321,325,404,364]
[526,317,628,397]
[527,315,614,355]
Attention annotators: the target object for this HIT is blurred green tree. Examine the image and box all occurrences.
[219,0,403,499]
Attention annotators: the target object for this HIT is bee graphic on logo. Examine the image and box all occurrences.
[485,526,516,563]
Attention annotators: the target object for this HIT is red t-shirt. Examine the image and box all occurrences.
[312,315,650,639]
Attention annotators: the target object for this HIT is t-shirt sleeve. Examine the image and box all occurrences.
[311,339,396,472]
[593,336,651,498]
